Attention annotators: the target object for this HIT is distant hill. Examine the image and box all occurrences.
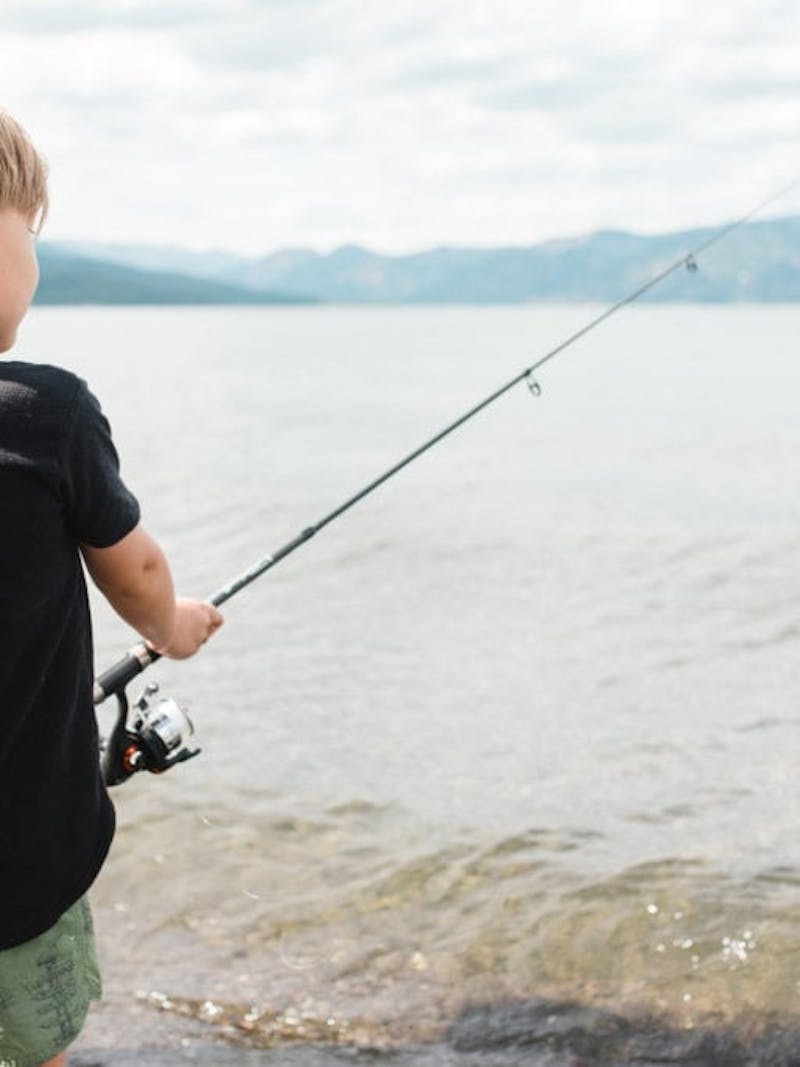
[43,216,800,304]
[34,245,313,305]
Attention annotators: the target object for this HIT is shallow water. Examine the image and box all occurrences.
[17,303,800,1055]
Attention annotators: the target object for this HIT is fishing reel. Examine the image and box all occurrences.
[102,681,200,787]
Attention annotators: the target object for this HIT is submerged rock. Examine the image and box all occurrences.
[448,998,632,1056]
[446,998,800,1066]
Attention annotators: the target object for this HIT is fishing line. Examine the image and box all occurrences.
[93,177,799,781]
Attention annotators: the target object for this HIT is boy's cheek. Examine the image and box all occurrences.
[0,300,22,351]
[0,322,18,352]
[0,277,36,352]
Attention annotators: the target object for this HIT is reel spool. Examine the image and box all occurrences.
[102,682,200,786]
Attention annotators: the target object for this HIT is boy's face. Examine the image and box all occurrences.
[0,208,39,353]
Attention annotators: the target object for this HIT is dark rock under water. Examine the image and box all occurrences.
[445,998,800,1064]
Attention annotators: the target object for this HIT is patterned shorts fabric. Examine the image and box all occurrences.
[0,896,101,1067]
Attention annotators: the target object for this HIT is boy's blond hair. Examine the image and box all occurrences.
[0,110,48,230]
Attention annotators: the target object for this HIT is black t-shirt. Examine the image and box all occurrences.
[0,361,140,949]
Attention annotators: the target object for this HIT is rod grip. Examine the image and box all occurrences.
[93,644,160,705]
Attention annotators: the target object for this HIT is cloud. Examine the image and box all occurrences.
[0,0,797,253]
[1,0,224,33]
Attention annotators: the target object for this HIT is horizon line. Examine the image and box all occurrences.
[39,211,800,262]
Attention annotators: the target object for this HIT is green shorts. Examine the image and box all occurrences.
[0,896,101,1067]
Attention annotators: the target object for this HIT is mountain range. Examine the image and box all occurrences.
[35,215,800,305]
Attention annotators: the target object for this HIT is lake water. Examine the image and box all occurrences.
[18,303,800,1060]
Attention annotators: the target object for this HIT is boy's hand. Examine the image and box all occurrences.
[153,598,224,660]
[83,525,223,657]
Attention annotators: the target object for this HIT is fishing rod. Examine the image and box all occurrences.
[96,177,800,786]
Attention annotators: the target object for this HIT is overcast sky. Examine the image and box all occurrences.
[2,0,798,254]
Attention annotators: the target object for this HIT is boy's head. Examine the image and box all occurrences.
[0,110,48,227]
[0,111,48,353]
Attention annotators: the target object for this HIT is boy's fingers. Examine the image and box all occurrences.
[203,604,223,641]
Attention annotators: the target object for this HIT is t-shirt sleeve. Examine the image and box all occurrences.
[62,380,141,547]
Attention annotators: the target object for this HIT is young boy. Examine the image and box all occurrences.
[0,111,223,1066]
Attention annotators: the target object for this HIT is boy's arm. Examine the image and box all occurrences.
[81,524,223,659]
